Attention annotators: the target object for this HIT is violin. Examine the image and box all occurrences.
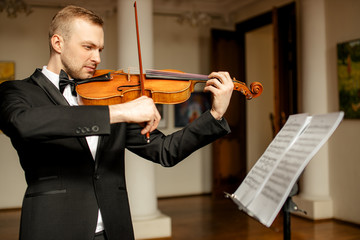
[76,1,263,106]
[75,1,263,143]
[75,69,263,106]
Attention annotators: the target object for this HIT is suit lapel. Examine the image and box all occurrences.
[30,68,69,106]
[30,68,92,154]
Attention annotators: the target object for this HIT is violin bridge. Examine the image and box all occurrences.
[127,67,131,82]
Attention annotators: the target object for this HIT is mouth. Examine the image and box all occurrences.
[85,65,96,73]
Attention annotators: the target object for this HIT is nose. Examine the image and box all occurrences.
[92,50,101,65]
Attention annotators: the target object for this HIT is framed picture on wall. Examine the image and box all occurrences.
[337,39,360,119]
[0,61,14,133]
[156,104,168,129]
[0,61,15,84]
[174,92,211,127]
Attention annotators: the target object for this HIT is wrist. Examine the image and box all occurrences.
[210,109,223,121]
[109,104,126,124]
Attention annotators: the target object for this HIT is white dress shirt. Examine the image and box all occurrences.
[42,66,104,233]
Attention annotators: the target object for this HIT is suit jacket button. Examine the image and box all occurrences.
[92,125,100,132]
[76,127,81,134]
[94,174,100,180]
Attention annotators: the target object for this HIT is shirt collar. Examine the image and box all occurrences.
[41,66,60,90]
[42,66,78,106]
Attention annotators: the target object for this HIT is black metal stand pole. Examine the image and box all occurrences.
[282,183,303,240]
[283,197,292,240]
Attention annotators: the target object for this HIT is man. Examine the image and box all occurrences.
[0,5,233,240]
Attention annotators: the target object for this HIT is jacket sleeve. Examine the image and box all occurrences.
[125,110,231,167]
[0,80,111,141]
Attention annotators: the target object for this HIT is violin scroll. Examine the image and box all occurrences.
[249,82,263,99]
[233,79,263,100]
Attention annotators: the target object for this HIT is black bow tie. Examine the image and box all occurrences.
[59,70,112,97]
[59,70,77,96]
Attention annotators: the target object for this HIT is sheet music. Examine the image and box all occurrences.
[233,113,309,207]
[231,112,344,227]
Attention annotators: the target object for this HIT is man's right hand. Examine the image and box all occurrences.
[108,96,161,135]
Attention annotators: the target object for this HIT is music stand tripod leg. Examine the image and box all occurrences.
[282,183,307,240]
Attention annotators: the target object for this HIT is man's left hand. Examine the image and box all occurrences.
[204,71,234,120]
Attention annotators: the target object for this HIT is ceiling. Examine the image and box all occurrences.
[26,0,259,17]
[154,0,258,15]
[0,0,261,27]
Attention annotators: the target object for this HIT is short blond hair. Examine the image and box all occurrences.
[48,5,103,52]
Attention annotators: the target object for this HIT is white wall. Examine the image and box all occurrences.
[245,24,275,172]
[0,134,25,208]
[325,0,360,224]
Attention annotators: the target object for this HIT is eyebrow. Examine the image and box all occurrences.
[82,41,104,50]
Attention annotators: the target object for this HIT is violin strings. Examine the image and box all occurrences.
[146,69,209,81]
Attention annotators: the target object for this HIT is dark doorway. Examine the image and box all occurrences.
[211,2,297,198]
[211,29,246,198]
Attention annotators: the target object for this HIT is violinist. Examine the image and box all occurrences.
[0,5,233,240]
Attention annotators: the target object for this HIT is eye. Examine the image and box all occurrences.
[84,45,92,50]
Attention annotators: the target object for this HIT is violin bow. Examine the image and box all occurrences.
[134,1,151,143]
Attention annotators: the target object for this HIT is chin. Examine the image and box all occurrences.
[86,70,96,78]
[86,73,94,78]
[79,72,94,79]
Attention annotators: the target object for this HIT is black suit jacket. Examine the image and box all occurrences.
[0,69,230,240]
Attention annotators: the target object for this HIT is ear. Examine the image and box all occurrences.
[51,34,64,54]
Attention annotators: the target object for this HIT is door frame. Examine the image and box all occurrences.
[236,2,297,135]
[211,2,297,196]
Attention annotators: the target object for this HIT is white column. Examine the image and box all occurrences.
[293,0,333,220]
[117,0,171,238]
